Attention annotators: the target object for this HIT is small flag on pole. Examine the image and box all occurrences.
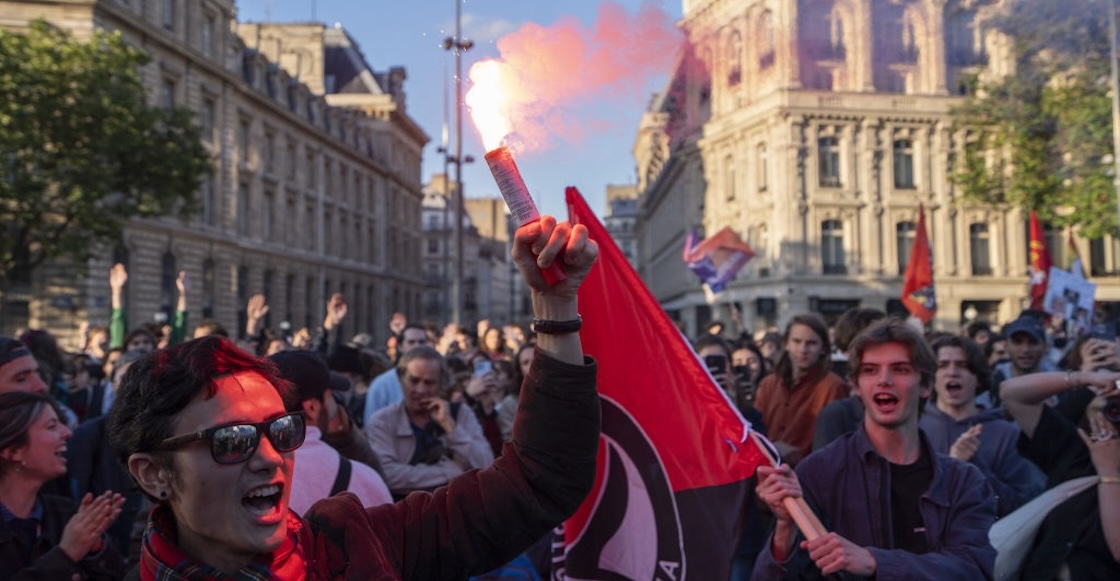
[1029,211,1053,309]
[682,227,755,292]
[901,204,937,324]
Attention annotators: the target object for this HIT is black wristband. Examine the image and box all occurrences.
[531,315,582,335]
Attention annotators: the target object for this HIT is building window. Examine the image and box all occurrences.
[305,150,316,187]
[160,252,176,317]
[263,132,275,174]
[160,78,176,109]
[306,202,316,250]
[819,136,841,187]
[201,259,215,318]
[200,171,215,226]
[727,31,742,86]
[162,0,175,30]
[262,270,273,329]
[893,139,915,189]
[724,155,736,200]
[286,142,297,180]
[238,119,250,166]
[826,10,846,60]
[262,190,273,242]
[284,274,295,323]
[757,144,768,191]
[304,277,314,328]
[201,14,215,57]
[427,238,439,254]
[896,221,916,275]
[821,219,846,274]
[201,98,215,143]
[1090,238,1109,276]
[237,183,249,235]
[970,223,992,275]
[758,10,776,69]
[236,265,249,335]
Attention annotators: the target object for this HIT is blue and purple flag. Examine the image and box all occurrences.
[682,227,755,292]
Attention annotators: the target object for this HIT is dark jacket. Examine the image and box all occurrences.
[0,494,125,581]
[753,426,997,580]
[133,350,599,580]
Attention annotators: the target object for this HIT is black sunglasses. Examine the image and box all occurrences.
[157,412,306,464]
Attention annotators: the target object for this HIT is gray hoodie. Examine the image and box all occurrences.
[919,402,1046,516]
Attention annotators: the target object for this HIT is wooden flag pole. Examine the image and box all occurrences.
[749,431,828,541]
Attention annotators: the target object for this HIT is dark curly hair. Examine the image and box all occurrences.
[107,336,298,471]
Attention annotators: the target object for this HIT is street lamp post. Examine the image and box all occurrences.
[444,1,473,325]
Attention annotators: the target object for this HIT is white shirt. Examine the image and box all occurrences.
[290,425,393,515]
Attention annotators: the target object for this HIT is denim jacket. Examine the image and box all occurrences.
[752,426,997,580]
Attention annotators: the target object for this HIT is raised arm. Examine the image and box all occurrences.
[1000,370,1120,438]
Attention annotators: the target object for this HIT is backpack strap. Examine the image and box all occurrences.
[329,457,352,496]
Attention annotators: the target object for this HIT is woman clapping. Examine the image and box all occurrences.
[0,392,126,581]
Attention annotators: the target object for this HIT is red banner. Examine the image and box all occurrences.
[557,187,765,580]
[901,204,937,324]
[1029,211,1053,309]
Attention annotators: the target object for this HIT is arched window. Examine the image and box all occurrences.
[727,31,742,85]
[201,259,215,318]
[759,11,776,69]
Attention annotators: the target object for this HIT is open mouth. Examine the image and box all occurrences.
[945,381,963,397]
[873,393,899,412]
[242,484,283,518]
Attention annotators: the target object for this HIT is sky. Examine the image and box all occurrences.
[237,0,686,220]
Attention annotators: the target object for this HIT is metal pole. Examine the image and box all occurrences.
[1109,0,1120,234]
[452,0,465,326]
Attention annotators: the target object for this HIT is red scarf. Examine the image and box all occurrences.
[139,504,308,580]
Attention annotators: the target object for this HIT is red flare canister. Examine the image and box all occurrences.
[483,146,566,285]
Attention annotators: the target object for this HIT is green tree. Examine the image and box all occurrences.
[0,20,209,289]
[951,0,1117,238]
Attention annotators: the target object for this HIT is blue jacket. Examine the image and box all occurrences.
[752,426,997,580]
[919,402,1046,516]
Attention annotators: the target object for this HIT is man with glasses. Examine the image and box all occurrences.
[364,346,494,499]
[106,215,601,578]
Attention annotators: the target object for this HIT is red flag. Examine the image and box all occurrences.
[1029,211,1052,309]
[560,187,766,580]
[901,204,937,324]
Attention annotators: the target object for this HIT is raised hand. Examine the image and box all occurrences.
[324,293,347,330]
[58,491,125,562]
[511,217,598,299]
[109,263,128,309]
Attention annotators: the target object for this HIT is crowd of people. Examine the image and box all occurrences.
[0,216,602,580]
[705,309,1120,580]
[2,213,1120,579]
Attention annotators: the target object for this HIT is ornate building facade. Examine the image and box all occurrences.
[636,0,1120,335]
[0,0,427,346]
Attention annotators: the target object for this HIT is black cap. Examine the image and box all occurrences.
[269,350,341,402]
[327,344,364,376]
[0,336,31,369]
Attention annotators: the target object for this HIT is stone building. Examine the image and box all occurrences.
[604,184,640,268]
[636,0,1120,336]
[0,0,427,347]
[420,173,526,328]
